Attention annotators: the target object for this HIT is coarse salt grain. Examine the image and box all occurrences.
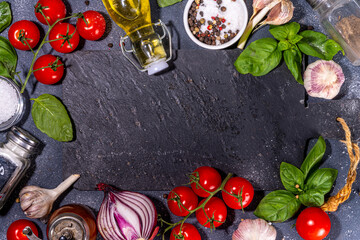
[0,79,19,124]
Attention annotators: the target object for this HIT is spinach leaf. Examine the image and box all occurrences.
[31,94,73,142]
[280,162,305,194]
[284,45,303,85]
[297,30,344,60]
[300,136,326,178]
[305,168,338,194]
[299,189,324,207]
[0,2,11,33]
[157,0,182,7]
[269,22,301,41]
[254,190,301,222]
[0,36,17,79]
[234,38,282,76]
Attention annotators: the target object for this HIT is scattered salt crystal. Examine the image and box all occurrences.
[0,79,19,124]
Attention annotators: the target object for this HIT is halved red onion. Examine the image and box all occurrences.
[97,183,159,240]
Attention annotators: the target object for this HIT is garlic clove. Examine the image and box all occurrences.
[232,218,277,240]
[261,0,294,26]
[304,60,345,99]
[251,0,273,19]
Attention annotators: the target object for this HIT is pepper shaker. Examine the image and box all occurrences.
[306,0,360,65]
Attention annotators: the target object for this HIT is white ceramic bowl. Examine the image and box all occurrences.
[183,0,248,50]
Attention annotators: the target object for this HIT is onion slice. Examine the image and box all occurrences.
[232,218,277,240]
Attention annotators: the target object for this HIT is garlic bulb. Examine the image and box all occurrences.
[251,0,273,20]
[232,219,277,240]
[19,174,80,219]
[260,0,294,26]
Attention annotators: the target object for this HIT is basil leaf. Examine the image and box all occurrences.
[284,45,303,85]
[300,136,326,178]
[157,0,182,7]
[269,22,301,41]
[0,36,17,79]
[305,168,338,194]
[0,2,11,33]
[234,38,282,76]
[299,189,324,207]
[31,94,73,142]
[278,40,291,51]
[280,162,305,194]
[297,30,344,60]
[289,34,303,45]
[254,190,301,222]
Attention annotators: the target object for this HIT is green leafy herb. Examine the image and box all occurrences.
[254,190,301,222]
[0,2,11,33]
[305,168,338,194]
[299,189,324,207]
[269,22,301,41]
[300,136,326,178]
[280,162,305,194]
[31,94,73,142]
[284,45,303,84]
[0,36,17,79]
[234,38,282,76]
[157,0,182,7]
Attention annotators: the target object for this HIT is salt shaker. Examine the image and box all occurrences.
[306,0,360,65]
[0,126,40,210]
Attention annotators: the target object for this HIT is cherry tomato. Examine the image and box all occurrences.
[49,23,80,53]
[196,197,227,228]
[34,0,66,25]
[222,177,254,209]
[296,207,331,240]
[7,219,39,240]
[8,20,40,51]
[33,54,64,85]
[170,223,201,240]
[191,166,222,198]
[167,186,198,217]
[76,10,106,41]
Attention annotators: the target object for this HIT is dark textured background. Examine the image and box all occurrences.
[0,0,360,240]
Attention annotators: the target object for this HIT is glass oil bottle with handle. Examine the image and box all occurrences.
[102,0,172,75]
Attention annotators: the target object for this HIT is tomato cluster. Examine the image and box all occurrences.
[167,166,254,239]
[8,0,106,85]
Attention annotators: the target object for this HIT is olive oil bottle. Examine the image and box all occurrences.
[102,0,169,74]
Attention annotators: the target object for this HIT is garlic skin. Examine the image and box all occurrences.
[304,60,345,99]
[19,174,80,219]
[251,0,273,19]
[261,0,294,25]
[232,218,277,240]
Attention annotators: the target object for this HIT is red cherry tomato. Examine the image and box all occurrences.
[167,186,198,217]
[191,166,222,198]
[7,219,39,240]
[8,20,40,51]
[49,23,80,53]
[76,10,106,41]
[170,223,201,240]
[196,197,227,228]
[222,177,254,209]
[33,54,64,85]
[296,207,331,240]
[34,0,66,25]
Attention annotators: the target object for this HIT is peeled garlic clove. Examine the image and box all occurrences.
[232,218,277,240]
[304,60,345,99]
[262,0,294,25]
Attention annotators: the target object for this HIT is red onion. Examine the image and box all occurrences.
[97,183,159,240]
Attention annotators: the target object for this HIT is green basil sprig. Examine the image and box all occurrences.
[157,0,182,7]
[254,136,338,222]
[234,22,344,85]
[0,36,17,79]
[0,2,11,33]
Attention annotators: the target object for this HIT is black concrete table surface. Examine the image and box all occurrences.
[1,0,360,239]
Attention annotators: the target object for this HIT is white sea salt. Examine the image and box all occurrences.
[0,79,19,124]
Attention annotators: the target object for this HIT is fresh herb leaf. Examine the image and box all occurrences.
[269,22,301,41]
[289,34,303,45]
[297,30,344,60]
[31,94,73,142]
[300,136,326,178]
[280,162,305,194]
[157,0,182,7]
[0,2,11,33]
[0,36,17,79]
[299,189,324,207]
[305,168,338,194]
[284,45,303,84]
[278,40,291,51]
[254,190,301,222]
[234,38,282,76]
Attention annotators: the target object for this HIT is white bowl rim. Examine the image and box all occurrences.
[183,0,248,50]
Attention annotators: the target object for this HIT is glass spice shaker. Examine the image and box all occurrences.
[306,0,360,66]
[0,126,40,210]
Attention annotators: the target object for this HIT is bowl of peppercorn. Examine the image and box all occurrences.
[183,0,248,49]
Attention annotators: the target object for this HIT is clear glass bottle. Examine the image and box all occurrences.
[0,126,40,210]
[307,0,360,65]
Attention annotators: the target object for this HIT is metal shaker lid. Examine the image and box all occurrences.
[7,126,40,153]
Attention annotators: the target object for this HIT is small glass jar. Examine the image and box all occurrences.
[0,76,26,131]
[0,126,40,210]
[307,0,360,66]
